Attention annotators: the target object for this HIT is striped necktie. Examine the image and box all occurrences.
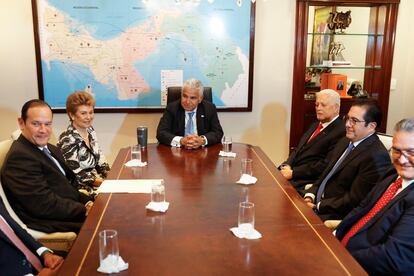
[316,143,354,203]
[185,112,195,136]
[341,178,403,247]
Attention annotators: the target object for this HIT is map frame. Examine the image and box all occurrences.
[31,0,256,113]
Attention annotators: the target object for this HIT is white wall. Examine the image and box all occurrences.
[1,0,413,166]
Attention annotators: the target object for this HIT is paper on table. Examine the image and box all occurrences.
[236,174,257,185]
[229,227,262,240]
[219,150,237,158]
[97,179,164,193]
[97,255,128,273]
[146,201,170,212]
[125,159,147,167]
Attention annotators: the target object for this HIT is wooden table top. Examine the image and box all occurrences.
[58,143,366,275]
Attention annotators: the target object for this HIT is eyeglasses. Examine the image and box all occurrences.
[391,147,414,159]
[343,115,366,126]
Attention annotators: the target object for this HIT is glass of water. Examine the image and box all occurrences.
[222,136,232,153]
[238,201,255,234]
[151,181,165,203]
[131,144,141,161]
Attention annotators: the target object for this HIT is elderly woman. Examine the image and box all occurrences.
[57,91,110,195]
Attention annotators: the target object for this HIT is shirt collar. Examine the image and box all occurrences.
[351,132,375,148]
[320,115,339,129]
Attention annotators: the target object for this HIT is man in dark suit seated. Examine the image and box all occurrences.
[279,89,345,193]
[157,79,223,149]
[1,99,94,233]
[304,101,392,221]
[0,197,63,275]
[336,118,414,275]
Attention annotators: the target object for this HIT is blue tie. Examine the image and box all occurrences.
[42,147,66,175]
[185,112,195,136]
[316,143,354,204]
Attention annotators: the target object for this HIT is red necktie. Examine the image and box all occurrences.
[0,216,43,272]
[341,178,403,247]
[307,123,323,142]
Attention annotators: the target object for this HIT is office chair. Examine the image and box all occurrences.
[0,138,77,252]
[167,86,213,105]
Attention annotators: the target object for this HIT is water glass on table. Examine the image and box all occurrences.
[99,229,119,268]
[241,158,253,176]
[131,145,141,161]
[222,136,232,153]
[238,202,255,234]
[151,181,166,203]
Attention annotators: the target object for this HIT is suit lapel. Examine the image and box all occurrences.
[333,134,377,173]
[359,180,414,232]
[196,102,205,135]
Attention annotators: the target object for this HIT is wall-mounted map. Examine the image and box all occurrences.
[32,0,255,111]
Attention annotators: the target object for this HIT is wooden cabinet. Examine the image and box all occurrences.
[290,0,400,149]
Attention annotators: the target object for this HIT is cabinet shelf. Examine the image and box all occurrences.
[307,65,382,69]
[308,32,384,36]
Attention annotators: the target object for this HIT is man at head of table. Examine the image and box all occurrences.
[156,79,223,149]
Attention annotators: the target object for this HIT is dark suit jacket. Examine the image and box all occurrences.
[336,172,414,275]
[0,197,43,275]
[156,100,224,146]
[282,117,345,190]
[308,134,392,220]
[1,135,92,233]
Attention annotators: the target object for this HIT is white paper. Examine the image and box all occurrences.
[219,150,237,157]
[145,201,170,212]
[97,255,128,273]
[236,174,257,185]
[229,227,262,240]
[125,159,147,167]
[98,179,164,193]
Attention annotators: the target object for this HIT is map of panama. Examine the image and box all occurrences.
[35,0,253,109]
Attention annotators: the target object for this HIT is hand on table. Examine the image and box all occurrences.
[280,164,293,180]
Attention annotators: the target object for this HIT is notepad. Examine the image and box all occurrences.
[97,179,164,193]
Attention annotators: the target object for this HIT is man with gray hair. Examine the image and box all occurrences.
[279,89,345,194]
[157,79,223,149]
[335,118,414,274]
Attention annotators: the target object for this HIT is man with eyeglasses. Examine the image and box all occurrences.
[304,101,392,221]
[335,118,414,274]
[279,89,345,194]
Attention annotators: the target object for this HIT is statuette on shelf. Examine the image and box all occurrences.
[327,11,352,33]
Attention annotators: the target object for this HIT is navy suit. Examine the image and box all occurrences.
[0,197,43,275]
[156,100,224,146]
[1,135,92,233]
[308,134,392,220]
[281,117,345,191]
[336,172,414,275]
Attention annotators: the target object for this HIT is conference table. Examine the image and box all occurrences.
[59,143,366,275]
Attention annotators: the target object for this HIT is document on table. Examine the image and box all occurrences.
[97,179,164,193]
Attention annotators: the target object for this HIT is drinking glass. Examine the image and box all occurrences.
[241,158,253,176]
[131,144,141,161]
[222,136,232,153]
[151,181,165,203]
[238,202,255,234]
[99,229,119,268]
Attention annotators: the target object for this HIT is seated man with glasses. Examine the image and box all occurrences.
[304,101,392,221]
[335,118,414,274]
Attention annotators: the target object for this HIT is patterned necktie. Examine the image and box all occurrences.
[341,178,403,247]
[185,112,195,136]
[308,123,323,143]
[316,143,354,203]
[0,216,43,272]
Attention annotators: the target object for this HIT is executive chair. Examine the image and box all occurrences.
[0,138,77,252]
[167,86,213,105]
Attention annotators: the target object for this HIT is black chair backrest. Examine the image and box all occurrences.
[167,86,213,104]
